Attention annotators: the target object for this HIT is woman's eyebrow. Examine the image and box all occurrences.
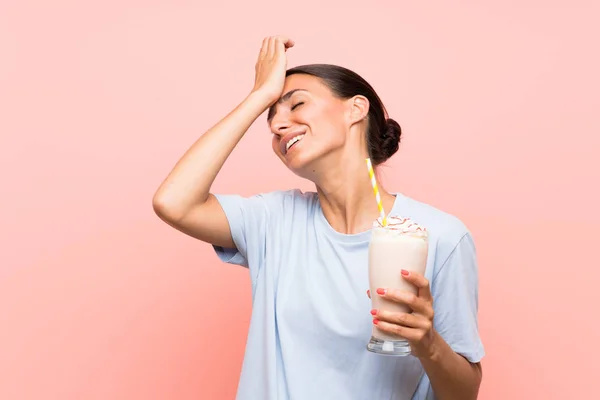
[267,89,308,122]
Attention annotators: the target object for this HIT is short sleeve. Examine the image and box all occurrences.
[212,193,271,269]
[431,232,485,363]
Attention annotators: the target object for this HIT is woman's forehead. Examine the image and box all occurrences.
[267,75,335,122]
[282,74,327,95]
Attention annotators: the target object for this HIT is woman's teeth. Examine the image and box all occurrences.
[286,134,305,152]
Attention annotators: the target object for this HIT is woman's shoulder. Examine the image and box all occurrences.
[254,188,317,201]
[392,192,471,244]
[248,188,319,213]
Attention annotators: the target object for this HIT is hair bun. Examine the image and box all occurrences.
[381,118,402,160]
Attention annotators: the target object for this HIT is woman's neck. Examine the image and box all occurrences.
[314,157,396,235]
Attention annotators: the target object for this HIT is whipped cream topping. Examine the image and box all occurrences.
[373,215,428,237]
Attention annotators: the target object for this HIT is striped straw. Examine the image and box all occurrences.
[365,158,387,226]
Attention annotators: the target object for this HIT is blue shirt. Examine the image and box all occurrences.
[213,189,484,400]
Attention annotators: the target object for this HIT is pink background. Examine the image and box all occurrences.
[1,1,599,399]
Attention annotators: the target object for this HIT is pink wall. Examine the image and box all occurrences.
[1,1,598,399]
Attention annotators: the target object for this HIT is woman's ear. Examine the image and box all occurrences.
[348,95,370,124]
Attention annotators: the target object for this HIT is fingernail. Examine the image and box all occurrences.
[376,288,386,295]
[401,269,410,276]
[373,318,379,325]
[370,309,377,315]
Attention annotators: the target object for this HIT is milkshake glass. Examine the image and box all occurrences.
[366,216,428,356]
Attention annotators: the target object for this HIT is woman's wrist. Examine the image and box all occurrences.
[245,90,277,112]
[416,329,444,363]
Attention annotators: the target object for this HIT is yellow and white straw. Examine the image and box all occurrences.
[365,158,387,226]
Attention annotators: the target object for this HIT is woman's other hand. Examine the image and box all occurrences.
[251,35,295,105]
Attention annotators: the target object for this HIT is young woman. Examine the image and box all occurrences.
[153,36,484,400]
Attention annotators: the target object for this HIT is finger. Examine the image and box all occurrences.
[373,319,429,342]
[366,289,371,299]
[376,288,433,318]
[274,35,295,49]
[274,37,286,58]
[259,37,269,60]
[401,270,432,300]
[273,35,296,48]
[267,36,276,59]
[372,309,431,330]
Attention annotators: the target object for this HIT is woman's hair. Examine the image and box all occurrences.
[286,64,402,165]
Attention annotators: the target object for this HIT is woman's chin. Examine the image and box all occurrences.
[281,152,308,174]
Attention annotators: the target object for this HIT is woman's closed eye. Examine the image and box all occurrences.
[291,102,304,111]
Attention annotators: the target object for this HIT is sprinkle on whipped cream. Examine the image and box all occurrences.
[372,215,428,237]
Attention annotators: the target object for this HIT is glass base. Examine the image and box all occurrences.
[366,336,411,356]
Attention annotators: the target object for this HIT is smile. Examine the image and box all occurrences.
[280,131,307,155]
[286,134,305,152]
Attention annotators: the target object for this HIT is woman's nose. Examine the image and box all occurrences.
[272,121,291,136]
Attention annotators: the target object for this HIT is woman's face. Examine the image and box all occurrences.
[269,74,351,177]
